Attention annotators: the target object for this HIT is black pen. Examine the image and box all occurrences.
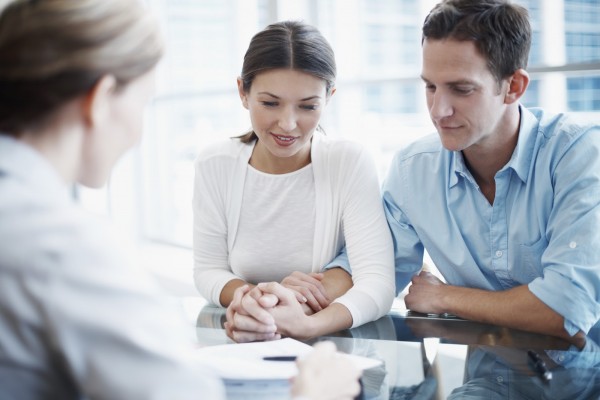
[527,350,552,382]
[263,356,297,362]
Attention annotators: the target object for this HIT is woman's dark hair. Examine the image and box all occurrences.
[237,20,336,143]
[422,0,531,85]
[0,0,163,135]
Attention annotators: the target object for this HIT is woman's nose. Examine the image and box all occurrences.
[277,107,297,132]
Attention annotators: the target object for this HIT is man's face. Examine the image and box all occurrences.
[421,38,510,153]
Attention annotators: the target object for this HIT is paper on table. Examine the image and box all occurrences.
[194,338,382,381]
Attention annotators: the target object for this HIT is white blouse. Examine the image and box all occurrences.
[230,164,315,283]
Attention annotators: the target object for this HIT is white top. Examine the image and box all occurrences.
[193,132,395,328]
[230,164,315,283]
[0,136,225,400]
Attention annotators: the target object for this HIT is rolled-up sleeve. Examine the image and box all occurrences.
[529,128,600,334]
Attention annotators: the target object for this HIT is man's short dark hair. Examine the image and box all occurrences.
[422,0,532,83]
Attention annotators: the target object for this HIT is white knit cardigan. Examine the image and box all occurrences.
[193,132,395,327]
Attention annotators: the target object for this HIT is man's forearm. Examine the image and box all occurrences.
[320,267,353,300]
[441,284,581,343]
[281,303,354,340]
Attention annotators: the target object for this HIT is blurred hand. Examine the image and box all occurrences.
[291,341,361,400]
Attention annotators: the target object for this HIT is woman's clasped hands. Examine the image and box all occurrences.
[225,271,333,342]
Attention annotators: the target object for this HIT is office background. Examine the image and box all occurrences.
[78,0,600,290]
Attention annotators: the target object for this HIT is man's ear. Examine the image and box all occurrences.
[82,75,118,128]
[504,69,529,105]
[237,77,249,109]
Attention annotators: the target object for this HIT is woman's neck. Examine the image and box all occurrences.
[249,140,312,174]
[19,110,84,186]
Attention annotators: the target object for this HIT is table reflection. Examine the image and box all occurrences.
[194,303,600,399]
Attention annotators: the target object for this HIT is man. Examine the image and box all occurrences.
[382,0,600,343]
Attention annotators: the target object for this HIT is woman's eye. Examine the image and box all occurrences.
[261,101,278,107]
[300,105,318,111]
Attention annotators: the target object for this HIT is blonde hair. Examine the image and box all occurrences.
[0,0,164,133]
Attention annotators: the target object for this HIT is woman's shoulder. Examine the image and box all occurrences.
[194,138,253,166]
[315,134,368,159]
[312,135,378,182]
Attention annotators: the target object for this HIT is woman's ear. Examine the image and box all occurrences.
[237,77,249,109]
[82,75,118,128]
[326,87,336,104]
[504,69,529,105]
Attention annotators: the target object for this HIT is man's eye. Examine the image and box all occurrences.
[454,87,473,95]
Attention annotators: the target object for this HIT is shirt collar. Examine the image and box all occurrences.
[449,104,538,188]
[449,151,473,188]
[507,105,539,184]
[0,135,72,205]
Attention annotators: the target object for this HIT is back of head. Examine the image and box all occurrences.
[240,20,336,95]
[0,0,163,135]
[422,0,531,82]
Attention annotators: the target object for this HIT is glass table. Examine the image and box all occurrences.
[189,299,600,399]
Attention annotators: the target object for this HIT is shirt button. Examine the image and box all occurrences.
[558,355,565,362]
[569,241,577,249]
[497,376,504,383]
[495,250,503,258]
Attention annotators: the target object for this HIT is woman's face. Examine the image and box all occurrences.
[238,68,331,173]
[79,69,156,188]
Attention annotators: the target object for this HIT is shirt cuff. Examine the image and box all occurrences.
[323,251,352,275]
[528,272,600,334]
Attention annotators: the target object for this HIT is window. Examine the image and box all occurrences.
[126,0,600,249]
[568,76,600,110]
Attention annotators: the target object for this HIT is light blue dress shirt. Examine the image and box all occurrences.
[450,342,600,399]
[330,106,600,335]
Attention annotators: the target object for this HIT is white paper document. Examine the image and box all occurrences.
[194,337,382,381]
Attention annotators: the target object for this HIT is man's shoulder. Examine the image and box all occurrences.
[528,107,599,144]
[393,133,443,164]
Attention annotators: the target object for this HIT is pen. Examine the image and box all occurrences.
[262,356,297,362]
[527,350,552,382]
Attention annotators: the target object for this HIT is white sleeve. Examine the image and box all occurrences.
[45,217,226,400]
[192,156,239,305]
[332,148,395,327]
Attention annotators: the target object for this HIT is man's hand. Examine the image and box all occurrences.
[281,271,330,313]
[404,270,447,315]
[225,285,281,343]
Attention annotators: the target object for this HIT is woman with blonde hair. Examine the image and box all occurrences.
[0,1,360,398]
